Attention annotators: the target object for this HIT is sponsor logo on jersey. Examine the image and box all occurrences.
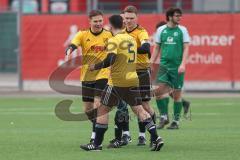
[90,45,106,52]
[165,36,176,45]
[167,37,173,42]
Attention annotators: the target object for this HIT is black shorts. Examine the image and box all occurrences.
[137,68,152,101]
[82,79,108,102]
[101,85,142,107]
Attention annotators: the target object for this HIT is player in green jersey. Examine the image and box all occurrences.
[152,21,191,129]
[151,7,190,129]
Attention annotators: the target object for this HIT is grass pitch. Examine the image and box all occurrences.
[0,96,240,160]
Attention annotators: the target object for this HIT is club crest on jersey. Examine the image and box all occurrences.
[174,32,178,36]
[163,30,167,34]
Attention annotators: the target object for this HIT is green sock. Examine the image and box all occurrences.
[156,97,169,116]
[173,101,183,121]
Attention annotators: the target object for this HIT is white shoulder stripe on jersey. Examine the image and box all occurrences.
[178,25,190,43]
[155,24,167,44]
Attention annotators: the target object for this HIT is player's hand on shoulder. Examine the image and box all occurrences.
[89,64,95,71]
[65,46,73,61]
[65,48,72,56]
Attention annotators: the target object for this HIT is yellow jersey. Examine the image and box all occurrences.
[71,28,112,81]
[107,32,139,87]
[126,25,150,70]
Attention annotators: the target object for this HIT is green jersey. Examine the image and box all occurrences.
[155,24,190,68]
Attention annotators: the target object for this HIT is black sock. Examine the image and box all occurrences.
[86,108,97,133]
[114,127,122,141]
[182,98,187,105]
[114,111,123,141]
[143,118,158,141]
[138,120,146,133]
[92,119,96,133]
[151,113,156,124]
[122,120,129,132]
[94,123,108,146]
[116,100,130,133]
[120,110,130,132]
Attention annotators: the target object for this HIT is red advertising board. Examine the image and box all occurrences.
[22,14,240,81]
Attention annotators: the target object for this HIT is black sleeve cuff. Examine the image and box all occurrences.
[137,43,151,58]
[94,53,116,70]
[65,44,77,55]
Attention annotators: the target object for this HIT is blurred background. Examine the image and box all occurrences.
[0,0,240,92]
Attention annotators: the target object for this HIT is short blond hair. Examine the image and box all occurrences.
[123,5,138,14]
[88,10,103,19]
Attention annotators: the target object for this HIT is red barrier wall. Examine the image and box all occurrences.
[22,14,240,81]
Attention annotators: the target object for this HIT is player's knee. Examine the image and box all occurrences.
[172,91,182,101]
[131,105,140,116]
[158,93,169,101]
[139,110,150,121]
[142,102,154,115]
[173,96,181,101]
[85,108,97,121]
[155,85,169,96]
[132,106,150,121]
[99,105,110,113]
[155,94,163,100]
[94,97,101,108]
[96,111,109,124]
[83,102,93,113]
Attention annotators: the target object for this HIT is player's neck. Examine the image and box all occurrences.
[126,24,138,32]
[90,27,103,34]
[167,22,178,28]
[112,29,122,36]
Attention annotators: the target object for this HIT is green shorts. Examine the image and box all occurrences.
[156,67,185,90]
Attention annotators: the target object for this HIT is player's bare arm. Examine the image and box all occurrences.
[178,43,189,73]
[151,43,161,64]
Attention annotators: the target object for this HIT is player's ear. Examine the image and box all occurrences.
[135,15,138,21]
[89,18,92,25]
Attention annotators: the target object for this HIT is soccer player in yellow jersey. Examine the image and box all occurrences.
[111,11,133,145]
[103,12,133,145]
[80,15,164,151]
[122,5,156,145]
[65,10,112,143]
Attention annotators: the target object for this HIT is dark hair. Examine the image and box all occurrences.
[155,21,166,29]
[165,7,182,21]
[89,10,103,19]
[109,15,123,29]
[123,5,138,14]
